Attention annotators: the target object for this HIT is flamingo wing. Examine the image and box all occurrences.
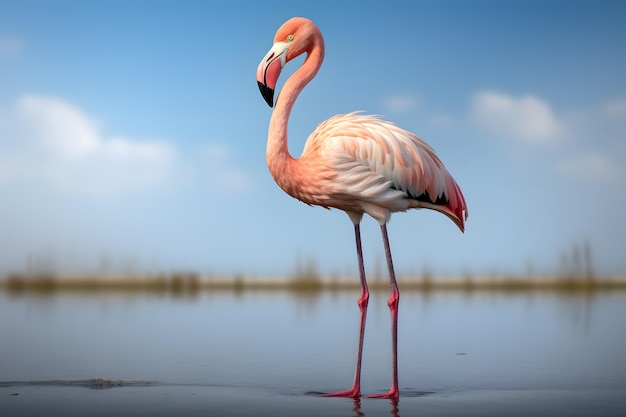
[304,112,467,231]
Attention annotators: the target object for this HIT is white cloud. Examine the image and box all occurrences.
[556,152,618,183]
[193,144,253,192]
[0,94,177,197]
[0,94,256,199]
[15,95,101,158]
[202,143,233,161]
[383,93,420,113]
[0,36,24,56]
[602,99,626,120]
[470,91,563,143]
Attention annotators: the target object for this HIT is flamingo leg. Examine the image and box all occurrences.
[324,222,369,399]
[367,224,400,402]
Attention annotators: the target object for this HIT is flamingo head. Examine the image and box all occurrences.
[257,17,322,107]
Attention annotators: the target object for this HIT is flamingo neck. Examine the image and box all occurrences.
[266,37,324,179]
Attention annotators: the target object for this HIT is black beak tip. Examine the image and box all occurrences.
[257,81,274,108]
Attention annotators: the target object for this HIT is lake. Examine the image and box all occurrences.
[1,289,625,416]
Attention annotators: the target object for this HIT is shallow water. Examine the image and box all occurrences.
[1,290,625,416]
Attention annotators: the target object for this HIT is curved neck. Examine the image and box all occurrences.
[266,36,325,173]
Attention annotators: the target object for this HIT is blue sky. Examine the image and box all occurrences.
[1,0,625,278]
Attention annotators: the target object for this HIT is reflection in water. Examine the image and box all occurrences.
[0,290,625,416]
[390,399,399,417]
[352,398,364,417]
[348,397,398,417]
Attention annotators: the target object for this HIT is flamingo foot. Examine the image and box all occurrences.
[366,387,399,402]
[323,386,361,399]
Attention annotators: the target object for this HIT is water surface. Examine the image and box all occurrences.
[1,290,625,416]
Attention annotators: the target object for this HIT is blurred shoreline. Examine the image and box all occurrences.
[2,271,626,295]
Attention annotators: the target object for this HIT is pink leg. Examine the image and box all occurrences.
[325,223,369,399]
[367,224,400,402]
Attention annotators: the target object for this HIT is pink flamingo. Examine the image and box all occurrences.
[256,17,467,402]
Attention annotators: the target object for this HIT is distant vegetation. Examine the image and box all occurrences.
[1,270,625,296]
[2,239,624,295]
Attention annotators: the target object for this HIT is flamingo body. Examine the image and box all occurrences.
[297,112,466,228]
[257,17,467,402]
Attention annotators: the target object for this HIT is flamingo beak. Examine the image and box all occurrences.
[257,42,289,108]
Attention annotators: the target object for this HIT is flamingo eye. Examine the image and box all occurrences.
[287,34,294,42]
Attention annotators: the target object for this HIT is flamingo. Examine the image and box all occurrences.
[256,17,467,402]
